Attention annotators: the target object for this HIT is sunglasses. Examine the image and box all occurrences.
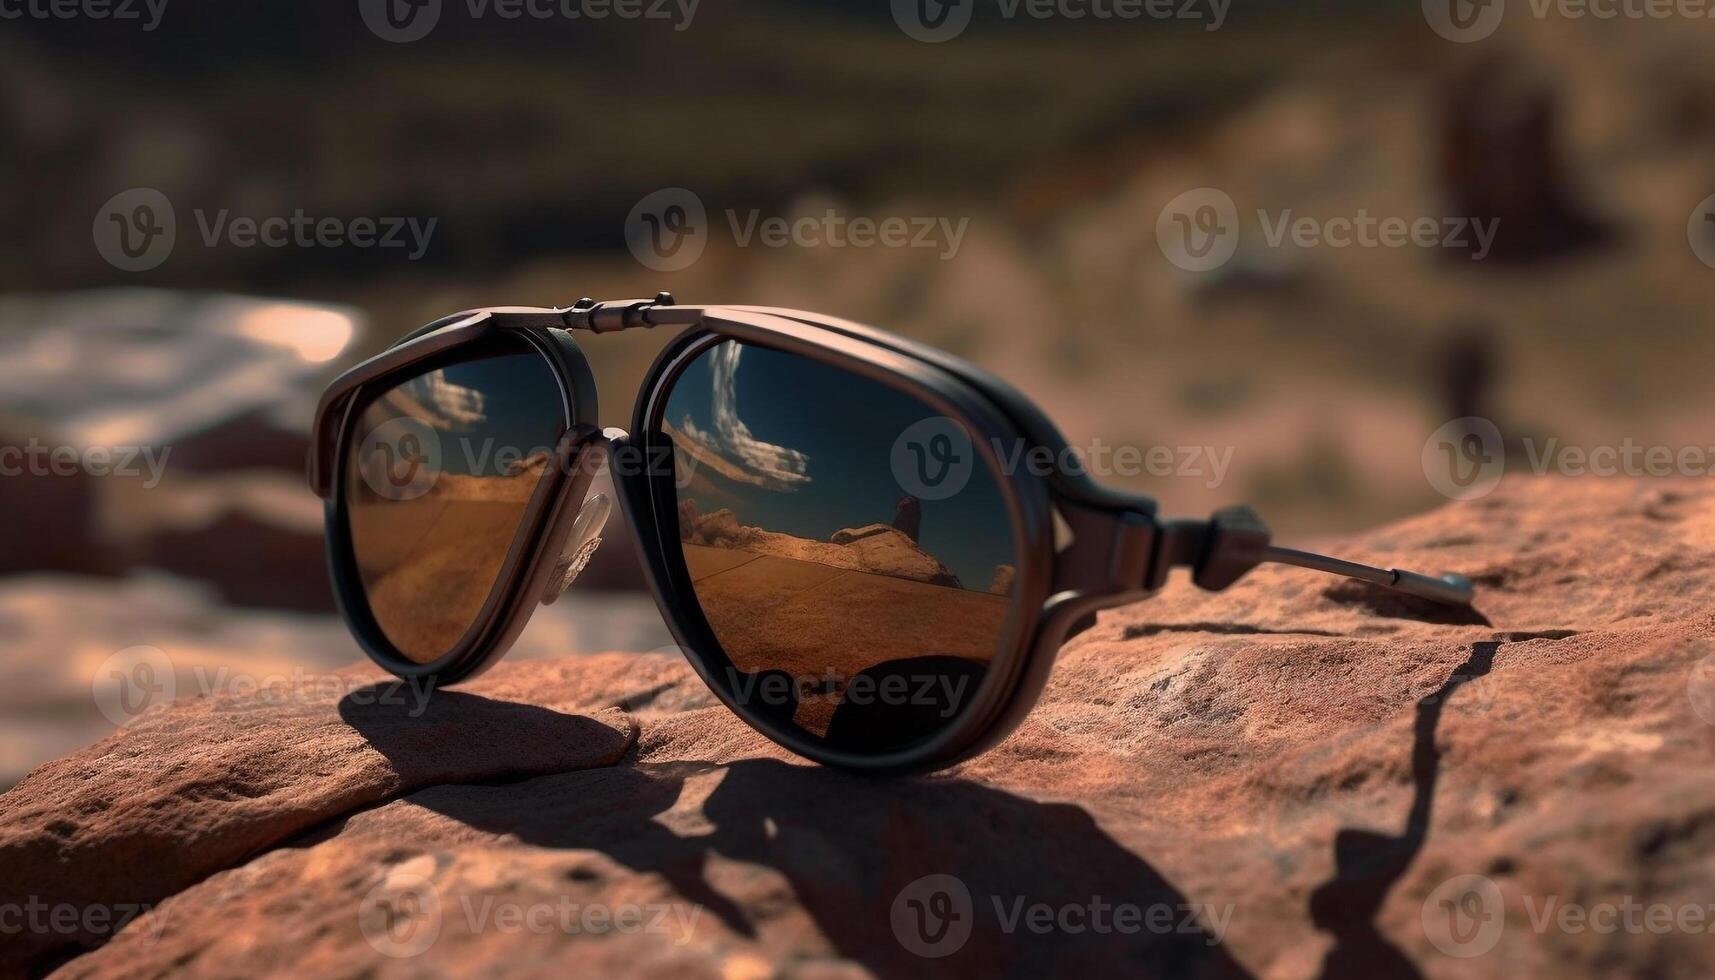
[309,294,1473,773]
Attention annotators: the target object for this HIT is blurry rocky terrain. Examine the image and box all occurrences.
[7,6,1715,537]
[3,0,1713,894]
[5,477,1713,978]
[0,294,672,787]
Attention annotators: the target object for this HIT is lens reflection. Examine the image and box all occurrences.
[661,340,1017,753]
[343,334,566,663]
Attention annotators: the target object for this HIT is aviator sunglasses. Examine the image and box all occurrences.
[309,295,1474,773]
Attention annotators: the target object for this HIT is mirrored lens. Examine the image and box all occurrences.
[343,334,566,663]
[660,339,1018,754]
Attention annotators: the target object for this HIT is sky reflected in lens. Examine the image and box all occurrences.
[664,340,1017,752]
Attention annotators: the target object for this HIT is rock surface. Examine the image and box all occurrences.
[682,504,961,587]
[4,477,1715,978]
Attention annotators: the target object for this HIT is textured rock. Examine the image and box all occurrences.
[684,505,960,587]
[0,669,633,975]
[6,477,1715,979]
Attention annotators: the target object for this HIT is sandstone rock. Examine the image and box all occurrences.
[829,523,892,546]
[0,668,633,975]
[687,509,960,588]
[893,495,922,543]
[6,477,1715,978]
[836,526,961,588]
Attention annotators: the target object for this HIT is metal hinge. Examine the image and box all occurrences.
[561,292,677,333]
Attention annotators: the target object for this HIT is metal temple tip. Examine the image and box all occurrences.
[1392,569,1476,606]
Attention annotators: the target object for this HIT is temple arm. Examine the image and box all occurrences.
[1160,506,1476,607]
[1259,545,1474,605]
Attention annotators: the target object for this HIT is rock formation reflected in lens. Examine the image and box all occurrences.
[662,340,1018,752]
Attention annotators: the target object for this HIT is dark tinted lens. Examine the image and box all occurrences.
[343,334,566,663]
[661,339,1018,754]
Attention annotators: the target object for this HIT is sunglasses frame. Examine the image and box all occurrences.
[311,309,607,684]
[312,297,1472,773]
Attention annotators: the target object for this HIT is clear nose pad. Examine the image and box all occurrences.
[541,492,611,605]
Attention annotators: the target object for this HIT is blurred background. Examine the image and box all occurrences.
[2,0,1712,785]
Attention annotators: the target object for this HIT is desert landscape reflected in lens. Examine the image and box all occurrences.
[663,340,1017,752]
[344,336,566,663]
